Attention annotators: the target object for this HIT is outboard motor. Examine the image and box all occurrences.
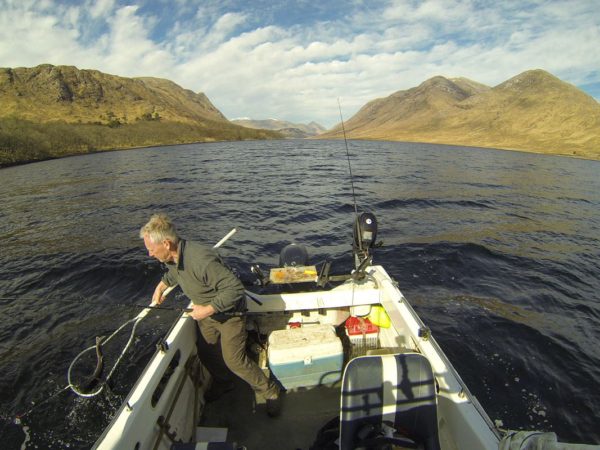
[353,212,378,250]
[353,212,378,268]
[279,243,309,267]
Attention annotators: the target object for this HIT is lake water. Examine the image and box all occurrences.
[1,139,599,448]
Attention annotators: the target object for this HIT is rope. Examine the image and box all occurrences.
[14,384,72,423]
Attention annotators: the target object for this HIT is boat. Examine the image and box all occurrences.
[92,214,599,450]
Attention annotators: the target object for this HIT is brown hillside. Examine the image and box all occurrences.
[321,70,600,160]
[0,64,281,166]
[340,76,477,133]
[0,64,227,125]
[450,77,491,96]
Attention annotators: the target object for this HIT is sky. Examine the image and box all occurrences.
[1,0,599,128]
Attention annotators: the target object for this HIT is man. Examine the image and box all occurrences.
[140,213,281,416]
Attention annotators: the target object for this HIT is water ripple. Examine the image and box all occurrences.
[1,139,599,447]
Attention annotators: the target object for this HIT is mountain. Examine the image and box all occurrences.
[232,118,326,138]
[319,70,600,160]
[0,64,281,166]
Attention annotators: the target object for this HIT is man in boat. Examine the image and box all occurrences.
[140,213,281,416]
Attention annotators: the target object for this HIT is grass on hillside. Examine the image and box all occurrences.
[0,118,281,166]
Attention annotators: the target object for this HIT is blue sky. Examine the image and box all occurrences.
[1,0,599,128]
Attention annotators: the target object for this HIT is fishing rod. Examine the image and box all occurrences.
[336,99,380,272]
[1,290,262,315]
[3,229,239,306]
[132,289,263,311]
[338,98,359,219]
[338,99,366,267]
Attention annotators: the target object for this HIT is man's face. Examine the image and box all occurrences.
[144,234,172,263]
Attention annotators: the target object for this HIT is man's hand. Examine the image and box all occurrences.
[189,304,216,321]
[152,281,169,305]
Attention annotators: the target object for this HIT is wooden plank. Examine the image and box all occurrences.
[269,266,318,284]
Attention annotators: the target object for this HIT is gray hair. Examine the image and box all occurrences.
[140,213,180,244]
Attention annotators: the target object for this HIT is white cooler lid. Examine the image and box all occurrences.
[268,324,342,364]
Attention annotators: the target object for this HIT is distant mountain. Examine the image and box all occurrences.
[232,118,326,138]
[319,70,600,159]
[0,64,281,166]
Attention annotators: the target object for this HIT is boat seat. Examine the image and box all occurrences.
[339,353,441,450]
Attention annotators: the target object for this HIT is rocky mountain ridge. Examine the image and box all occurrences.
[320,70,600,159]
[232,118,326,138]
[0,64,227,125]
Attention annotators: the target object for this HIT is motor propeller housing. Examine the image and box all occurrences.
[353,212,378,250]
[279,243,309,267]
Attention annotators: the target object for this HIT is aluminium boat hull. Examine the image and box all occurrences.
[94,264,501,449]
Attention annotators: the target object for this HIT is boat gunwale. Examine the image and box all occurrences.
[95,264,503,450]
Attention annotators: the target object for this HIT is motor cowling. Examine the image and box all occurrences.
[279,243,309,267]
[353,212,378,250]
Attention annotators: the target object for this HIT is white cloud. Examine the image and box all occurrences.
[0,0,598,127]
[89,0,115,19]
[0,3,81,67]
[86,5,175,78]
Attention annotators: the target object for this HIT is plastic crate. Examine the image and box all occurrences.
[345,316,379,357]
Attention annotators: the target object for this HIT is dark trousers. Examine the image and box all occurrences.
[197,316,279,399]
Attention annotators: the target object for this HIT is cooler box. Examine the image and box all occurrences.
[267,325,343,390]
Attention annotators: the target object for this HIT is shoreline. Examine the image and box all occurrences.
[315,136,600,162]
[2,136,598,169]
[0,136,284,169]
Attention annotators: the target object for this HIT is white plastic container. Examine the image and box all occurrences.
[268,325,343,390]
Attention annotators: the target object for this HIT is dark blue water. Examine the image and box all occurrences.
[1,140,599,448]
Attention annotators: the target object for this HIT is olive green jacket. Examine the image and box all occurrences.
[162,239,244,312]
